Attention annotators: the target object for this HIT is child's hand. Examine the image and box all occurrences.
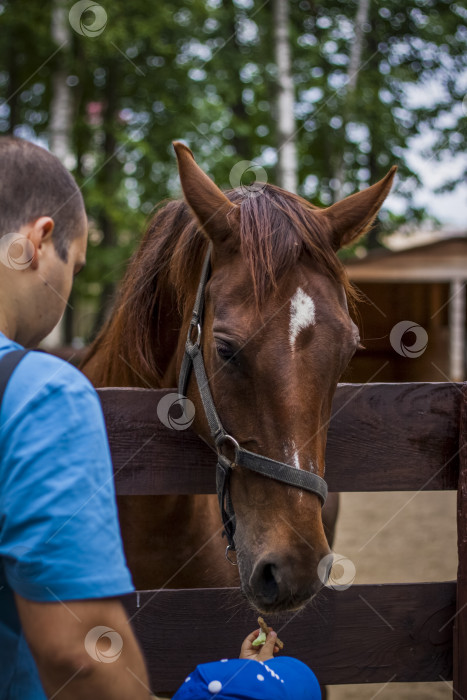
[239,629,280,662]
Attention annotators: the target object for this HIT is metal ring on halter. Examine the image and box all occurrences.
[225,545,238,565]
[188,322,202,347]
[216,433,240,460]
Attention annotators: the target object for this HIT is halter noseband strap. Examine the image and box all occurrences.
[178,242,328,556]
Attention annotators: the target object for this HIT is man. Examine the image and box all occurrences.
[0,137,151,699]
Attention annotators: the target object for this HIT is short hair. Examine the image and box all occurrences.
[0,137,85,261]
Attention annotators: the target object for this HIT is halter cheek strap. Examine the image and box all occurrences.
[178,242,328,557]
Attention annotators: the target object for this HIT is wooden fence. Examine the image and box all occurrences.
[97,382,467,697]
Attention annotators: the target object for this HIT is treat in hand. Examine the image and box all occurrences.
[251,617,284,650]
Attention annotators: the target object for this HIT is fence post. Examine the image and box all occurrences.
[453,382,467,697]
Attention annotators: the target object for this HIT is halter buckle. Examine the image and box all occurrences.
[188,322,202,347]
[225,545,238,565]
[215,433,240,462]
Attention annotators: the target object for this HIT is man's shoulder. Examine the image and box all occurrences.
[1,347,97,414]
[25,350,93,389]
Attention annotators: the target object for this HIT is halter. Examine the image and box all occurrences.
[178,242,328,562]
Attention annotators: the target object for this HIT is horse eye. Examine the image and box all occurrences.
[215,341,236,362]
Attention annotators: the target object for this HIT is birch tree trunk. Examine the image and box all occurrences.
[49,0,74,168]
[43,0,74,348]
[273,0,298,193]
[347,0,370,92]
[6,27,19,134]
[333,0,370,202]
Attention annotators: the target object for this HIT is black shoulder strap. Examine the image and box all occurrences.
[0,350,29,409]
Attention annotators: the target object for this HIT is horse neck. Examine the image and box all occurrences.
[82,281,184,390]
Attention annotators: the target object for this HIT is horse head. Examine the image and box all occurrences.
[173,142,396,613]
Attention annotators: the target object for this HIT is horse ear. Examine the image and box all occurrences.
[318,166,397,250]
[173,142,240,245]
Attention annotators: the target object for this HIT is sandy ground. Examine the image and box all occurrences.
[328,491,458,700]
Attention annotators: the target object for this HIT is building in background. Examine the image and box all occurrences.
[343,231,467,383]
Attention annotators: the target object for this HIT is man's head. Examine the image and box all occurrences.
[0,137,87,347]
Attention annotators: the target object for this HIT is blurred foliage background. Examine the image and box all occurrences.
[0,0,465,344]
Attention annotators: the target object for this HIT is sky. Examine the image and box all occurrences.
[385,78,467,228]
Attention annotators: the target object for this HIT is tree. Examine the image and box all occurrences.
[1,0,465,341]
[47,0,75,346]
[273,0,298,192]
[331,0,370,202]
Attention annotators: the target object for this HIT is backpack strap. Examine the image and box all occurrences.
[0,350,29,410]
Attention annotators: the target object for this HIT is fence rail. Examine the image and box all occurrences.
[99,382,461,495]
[97,382,467,697]
[121,583,455,694]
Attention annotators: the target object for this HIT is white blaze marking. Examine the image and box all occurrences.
[285,440,316,471]
[291,441,300,470]
[284,440,301,470]
[285,439,317,474]
[283,441,318,503]
[289,287,316,349]
[292,444,303,501]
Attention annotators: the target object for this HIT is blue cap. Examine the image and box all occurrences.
[172,657,321,700]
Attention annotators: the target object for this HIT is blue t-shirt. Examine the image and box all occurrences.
[0,332,134,699]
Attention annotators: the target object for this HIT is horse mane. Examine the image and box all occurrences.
[82,184,359,387]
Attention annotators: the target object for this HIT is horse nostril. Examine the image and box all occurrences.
[253,561,280,604]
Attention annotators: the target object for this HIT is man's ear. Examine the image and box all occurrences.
[27,217,55,270]
[317,167,397,250]
[173,141,240,246]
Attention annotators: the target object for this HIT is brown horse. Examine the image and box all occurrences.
[81,143,395,612]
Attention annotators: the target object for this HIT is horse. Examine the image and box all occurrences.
[81,142,395,613]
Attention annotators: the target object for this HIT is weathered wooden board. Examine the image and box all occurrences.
[453,384,467,697]
[122,582,455,694]
[326,382,460,491]
[98,383,461,495]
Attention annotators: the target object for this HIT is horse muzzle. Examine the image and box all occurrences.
[242,547,331,613]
